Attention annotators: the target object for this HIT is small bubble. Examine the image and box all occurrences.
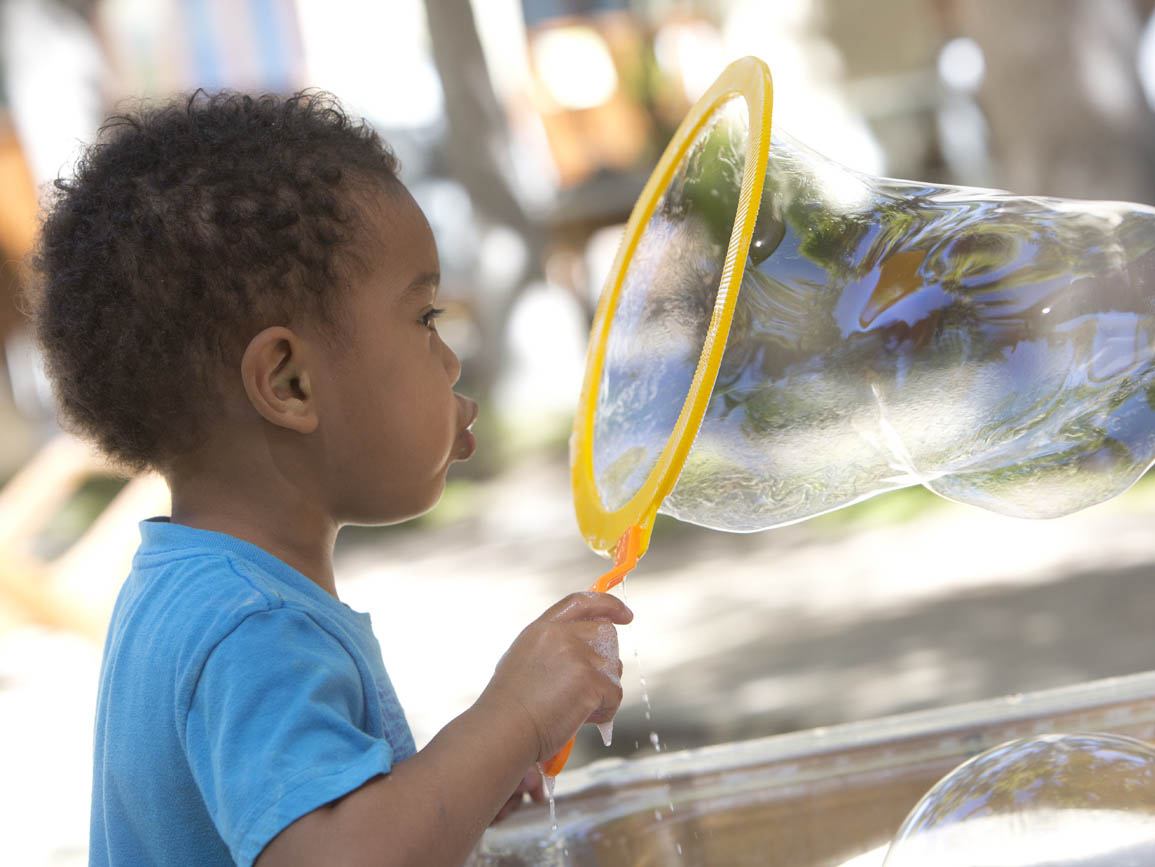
[883,732,1155,866]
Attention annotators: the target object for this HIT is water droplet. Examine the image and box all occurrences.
[631,632,664,753]
[537,762,559,838]
[597,720,614,747]
[748,209,785,265]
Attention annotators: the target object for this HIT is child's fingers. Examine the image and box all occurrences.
[527,776,546,804]
[599,652,625,686]
[583,620,623,685]
[584,659,624,725]
[543,590,633,625]
[589,621,619,663]
[521,766,545,803]
[487,593,632,761]
[586,706,619,725]
[558,620,624,680]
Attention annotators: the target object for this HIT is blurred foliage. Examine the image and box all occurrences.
[31,474,127,560]
[805,484,949,533]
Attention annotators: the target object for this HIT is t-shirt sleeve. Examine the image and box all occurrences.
[185,607,394,866]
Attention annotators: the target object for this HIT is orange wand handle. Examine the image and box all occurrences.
[539,526,641,778]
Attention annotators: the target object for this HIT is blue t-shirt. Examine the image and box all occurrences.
[90,520,416,866]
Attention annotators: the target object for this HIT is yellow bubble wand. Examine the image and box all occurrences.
[543,57,774,777]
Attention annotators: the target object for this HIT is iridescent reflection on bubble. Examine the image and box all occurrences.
[593,117,1155,530]
[882,733,1155,867]
[593,94,747,511]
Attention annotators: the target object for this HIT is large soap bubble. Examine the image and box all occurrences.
[662,133,1155,531]
[882,732,1155,867]
[594,125,1155,531]
[578,59,1155,550]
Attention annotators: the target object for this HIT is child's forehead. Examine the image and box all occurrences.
[352,183,439,289]
[356,181,423,237]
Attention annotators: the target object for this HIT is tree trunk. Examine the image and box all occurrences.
[423,0,547,451]
[953,0,1155,203]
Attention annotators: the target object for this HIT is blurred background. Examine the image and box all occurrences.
[6,0,1155,862]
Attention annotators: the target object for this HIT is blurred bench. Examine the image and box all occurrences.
[0,435,168,640]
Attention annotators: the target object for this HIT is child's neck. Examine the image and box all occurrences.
[167,471,341,598]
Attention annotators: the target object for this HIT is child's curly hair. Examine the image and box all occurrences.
[31,90,401,473]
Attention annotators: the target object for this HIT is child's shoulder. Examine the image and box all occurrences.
[121,520,362,656]
[107,520,376,719]
[132,521,289,609]
[116,522,313,658]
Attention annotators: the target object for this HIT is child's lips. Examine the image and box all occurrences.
[456,397,479,459]
[459,429,477,460]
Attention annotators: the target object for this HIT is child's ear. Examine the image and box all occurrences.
[240,326,319,434]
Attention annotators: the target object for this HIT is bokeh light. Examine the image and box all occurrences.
[531,24,619,111]
[938,36,986,94]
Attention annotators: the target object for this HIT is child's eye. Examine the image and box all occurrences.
[421,307,445,330]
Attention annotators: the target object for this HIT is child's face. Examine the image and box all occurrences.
[312,185,477,525]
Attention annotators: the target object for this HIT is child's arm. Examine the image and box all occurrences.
[491,764,545,824]
[255,590,632,867]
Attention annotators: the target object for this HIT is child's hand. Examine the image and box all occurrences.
[257,592,631,865]
[482,591,633,764]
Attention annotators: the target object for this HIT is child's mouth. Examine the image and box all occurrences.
[456,396,479,459]
[459,429,477,460]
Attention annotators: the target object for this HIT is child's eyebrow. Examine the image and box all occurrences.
[402,271,441,301]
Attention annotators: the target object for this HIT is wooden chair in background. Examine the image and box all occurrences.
[0,435,169,641]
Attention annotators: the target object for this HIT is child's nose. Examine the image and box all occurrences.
[442,336,461,386]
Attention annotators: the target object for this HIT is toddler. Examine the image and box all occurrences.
[31,90,631,866]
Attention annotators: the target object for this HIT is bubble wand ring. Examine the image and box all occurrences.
[545,59,773,777]
[569,56,773,560]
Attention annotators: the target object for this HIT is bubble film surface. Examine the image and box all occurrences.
[592,95,749,511]
[595,123,1155,530]
[882,732,1155,867]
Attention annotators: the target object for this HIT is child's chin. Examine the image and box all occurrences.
[342,484,447,527]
